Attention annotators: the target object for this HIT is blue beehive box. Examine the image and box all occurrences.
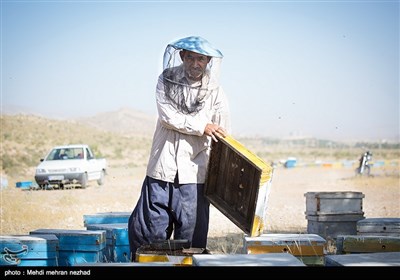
[86,223,130,263]
[0,234,59,266]
[284,157,297,168]
[30,229,106,266]
[83,212,131,227]
[15,181,33,190]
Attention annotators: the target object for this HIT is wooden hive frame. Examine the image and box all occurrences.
[205,134,273,237]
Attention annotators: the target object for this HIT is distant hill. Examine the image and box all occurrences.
[76,107,156,137]
[2,106,157,138]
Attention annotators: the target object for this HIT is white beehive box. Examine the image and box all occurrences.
[305,191,365,215]
[325,252,400,266]
[192,253,306,266]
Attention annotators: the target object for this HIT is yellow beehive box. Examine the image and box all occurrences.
[243,233,327,266]
[135,240,206,266]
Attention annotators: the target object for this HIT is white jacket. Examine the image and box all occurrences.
[146,73,231,184]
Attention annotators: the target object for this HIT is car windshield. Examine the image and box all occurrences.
[46,148,84,160]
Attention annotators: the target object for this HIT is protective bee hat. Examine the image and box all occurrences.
[161,36,223,115]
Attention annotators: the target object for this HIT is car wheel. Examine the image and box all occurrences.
[97,170,105,186]
[80,173,88,189]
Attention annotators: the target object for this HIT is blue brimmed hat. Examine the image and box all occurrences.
[169,36,223,58]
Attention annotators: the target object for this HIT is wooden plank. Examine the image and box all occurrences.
[306,213,365,222]
[358,232,400,237]
[242,161,258,222]
[222,144,235,204]
[205,134,273,237]
[357,218,400,235]
[336,235,400,253]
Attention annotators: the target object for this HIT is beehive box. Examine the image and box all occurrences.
[243,233,326,266]
[86,223,130,262]
[306,213,365,239]
[135,240,206,265]
[284,157,297,168]
[83,212,131,227]
[15,181,33,190]
[192,253,306,266]
[325,252,400,266]
[205,134,273,237]
[0,234,58,266]
[305,191,365,215]
[357,218,400,236]
[30,229,106,266]
[336,235,400,254]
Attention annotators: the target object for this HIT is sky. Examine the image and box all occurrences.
[1,0,399,142]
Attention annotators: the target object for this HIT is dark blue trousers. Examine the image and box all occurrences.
[128,176,210,261]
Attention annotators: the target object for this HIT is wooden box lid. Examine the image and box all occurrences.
[205,135,273,237]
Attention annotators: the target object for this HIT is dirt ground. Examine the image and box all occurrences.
[1,164,399,254]
[209,165,399,235]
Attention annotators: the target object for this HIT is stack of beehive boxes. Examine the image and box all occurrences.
[304,191,365,239]
[83,211,131,263]
[326,218,400,266]
[86,223,130,263]
[335,218,400,254]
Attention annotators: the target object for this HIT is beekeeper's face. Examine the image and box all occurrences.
[180,50,211,82]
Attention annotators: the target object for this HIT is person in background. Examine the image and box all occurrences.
[128,36,231,260]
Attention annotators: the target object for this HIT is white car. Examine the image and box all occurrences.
[34,144,107,189]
